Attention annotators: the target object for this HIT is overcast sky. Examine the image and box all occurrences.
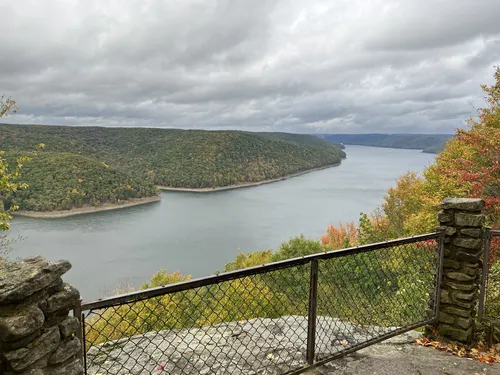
[1,0,499,134]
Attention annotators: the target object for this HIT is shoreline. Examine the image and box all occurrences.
[12,162,342,218]
[158,162,341,193]
[12,196,161,219]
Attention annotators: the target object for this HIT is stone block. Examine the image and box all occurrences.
[437,211,453,223]
[0,306,44,342]
[4,326,60,371]
[59,317,80,338]
[442,259,461,269]
[452,237,482,250]
[49,337,81,364]
[462,265,478,277]
[45,311,70,328]
[438,312,455,324]
[0,329,43,351]
[451,299,474,310]
[441,198,485,211]
[456,250,481,263]
[446,272,475,282]
[456,317,473,330]
[445,281,475,291]
[43,284,80,315]
[440,290,451,304]
[445,227,457,236]
[0,257,71,303]
[46,357,83,375]
[25,355,48,370]
[460,228,482,238]
[453,291,475,301]
[455,213,484,227]
[5,370,44,375]
[438,324,472,342]
[441,306,471,318]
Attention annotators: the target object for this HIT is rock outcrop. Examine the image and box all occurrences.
[0,257,83,375]
[87,315,396,375]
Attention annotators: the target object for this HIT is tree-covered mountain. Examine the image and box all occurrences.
[3,151,159,212]
[0,124,345,211]
[316,133,452,153]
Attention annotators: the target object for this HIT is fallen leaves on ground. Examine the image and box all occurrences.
[415,337,500,364]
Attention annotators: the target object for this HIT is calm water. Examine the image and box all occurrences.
[8,146,435,301]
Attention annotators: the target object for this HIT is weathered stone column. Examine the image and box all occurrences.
[0,256,83,375]
[436,197,485,343]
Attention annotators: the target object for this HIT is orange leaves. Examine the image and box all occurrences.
[416,337,500,364]
[321,221,359,250]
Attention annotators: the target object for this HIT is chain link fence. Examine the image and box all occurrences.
[80,233,442,375]
[479,228,500,346]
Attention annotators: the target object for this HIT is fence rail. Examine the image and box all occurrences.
[79,232,443,375]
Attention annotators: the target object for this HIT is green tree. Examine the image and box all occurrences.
[0,96,26,258]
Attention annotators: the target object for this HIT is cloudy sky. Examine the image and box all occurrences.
[1,0,499,134]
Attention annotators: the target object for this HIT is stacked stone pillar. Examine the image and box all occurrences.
[436,197,485,343]
[0,257,83,375]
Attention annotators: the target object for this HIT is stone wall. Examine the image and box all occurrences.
[436,197,485,343]
[0,256,83,375]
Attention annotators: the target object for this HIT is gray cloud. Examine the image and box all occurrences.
[1,0,499,133]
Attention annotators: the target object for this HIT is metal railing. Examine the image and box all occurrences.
[78,233,443,375]
[479,228,500,346]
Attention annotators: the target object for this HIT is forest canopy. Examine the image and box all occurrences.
[0,126,345,211]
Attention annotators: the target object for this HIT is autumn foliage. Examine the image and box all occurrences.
[321,221,359,249]
[321,66,500,254]
[318,67,500,349]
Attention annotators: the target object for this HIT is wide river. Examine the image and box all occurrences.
[9,145,435,302]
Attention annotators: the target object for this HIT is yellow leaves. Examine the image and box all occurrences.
[141,269,191,289]
[224,250,272,272]
[37,143,45,149]
[0,95,18,118]
[0,149,29,232]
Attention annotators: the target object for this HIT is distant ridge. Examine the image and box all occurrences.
[315,133,453,154]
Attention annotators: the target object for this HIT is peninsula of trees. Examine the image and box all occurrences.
[317,133,452,153]
[0,125,345,213]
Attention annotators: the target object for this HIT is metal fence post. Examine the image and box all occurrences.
[73,301,84,359]
[478,227,491,319]
[306,259,319,365]
[434,229,446,320]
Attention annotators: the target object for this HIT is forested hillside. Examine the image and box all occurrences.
[318,133,452,153]
[3,152,159,212]
[0,125,345,211]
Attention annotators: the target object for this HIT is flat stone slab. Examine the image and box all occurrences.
[309,340,500,375]
[0,256,71,303]
[85,316,500,375]
[86,316,396,375]
[441,198,485,211]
